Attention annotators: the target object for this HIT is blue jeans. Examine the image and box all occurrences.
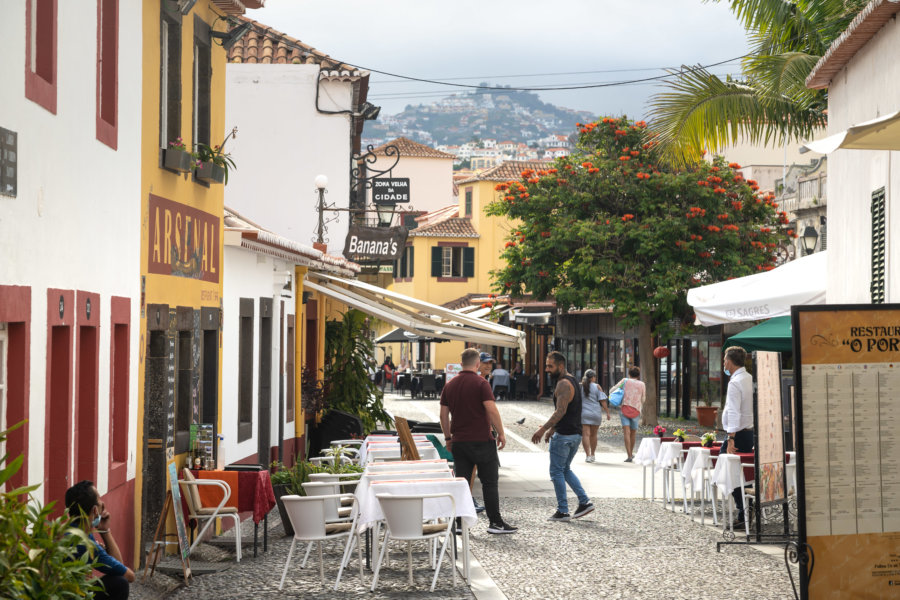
[548,433,589,514]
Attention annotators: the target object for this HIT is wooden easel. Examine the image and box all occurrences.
[394,416,421,461]
[142,492,191,583]
[143,464,192,584]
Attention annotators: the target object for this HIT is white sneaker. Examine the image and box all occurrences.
[586,455,595,463]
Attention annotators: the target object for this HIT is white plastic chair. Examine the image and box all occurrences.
[371,493,457,592]
[179,468,242,562]
[278,494,363,590]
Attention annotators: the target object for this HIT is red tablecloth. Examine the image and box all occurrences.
[192,469,276,524]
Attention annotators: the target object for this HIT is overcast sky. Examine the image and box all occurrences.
[247,0,750,119]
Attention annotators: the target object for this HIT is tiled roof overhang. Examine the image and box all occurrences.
[807,0,900,89]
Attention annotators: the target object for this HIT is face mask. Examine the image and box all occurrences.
[724,369,731,377]
[91,513,102,528]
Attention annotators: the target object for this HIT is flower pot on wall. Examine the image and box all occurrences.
[195,161,225,184]
[696,406,718,428]
[164,148,193,173]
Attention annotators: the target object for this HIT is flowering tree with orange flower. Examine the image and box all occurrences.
[486,116,790,425]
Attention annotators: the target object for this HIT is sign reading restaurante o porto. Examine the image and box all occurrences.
[343,225,408,262]
[372,178,410,204]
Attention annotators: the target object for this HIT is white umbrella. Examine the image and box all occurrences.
[686,252,827,326]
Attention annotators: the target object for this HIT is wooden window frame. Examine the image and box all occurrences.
[95,0,119,149]
[25,0,58,114]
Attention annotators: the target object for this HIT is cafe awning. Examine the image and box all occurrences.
[375,328,448,344]
[724,316,792,353]
[303,272,526,353]
[686,252,827,326]
[803,110,900,153]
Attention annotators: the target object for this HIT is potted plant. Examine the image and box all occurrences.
[673,428,686,442]
[701,432,716,448]
[270,454,364,536]
[193,142,235,185]
[164,137,193,173]
[696,383,719,428]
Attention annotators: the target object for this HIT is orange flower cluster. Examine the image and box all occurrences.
[728,162,741,169]
[538,271,549,277]
[733,175,744,183]
[621,214,635,222]
[600,117,618,124]
[618,156,630,161]
[713,187,726,194]
[540,231,551,238]
[690,234,703,241]
[494,183,509,191]
[527,177,540,184]
[707,175,723,184]
[697,180,709,187]
[723,224,739,231]
[686,207,707,218]
[787,229,796,237]
[760,227,771,233]
[707,225,721,233]
[504,241,516,248]
[630,150,640,157]
[717,213,729,221]
[635,172,651,180]
[582,161,593,169]
[749,241,766,249]
[698,251,711,258]
[520,169,536,179]
[749,184,760,191]
[731,201,743,211]
[578,122,600,133]
[614,130,627,136]
[635,121,647,128]
[557,178,568,185]
[710,166,720,172]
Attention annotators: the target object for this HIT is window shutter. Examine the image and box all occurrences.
[463,247,475,278]
[431,246,442,277]
[871,188,886,304]
[409,246,414,277]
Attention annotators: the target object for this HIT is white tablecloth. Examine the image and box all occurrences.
[355,477,477,530]
[365,459,450,472]
[712,453,744,496]
[634,437,661,466]
[681,447,713,490]
[654,442,683,473]
[359,440,437,464]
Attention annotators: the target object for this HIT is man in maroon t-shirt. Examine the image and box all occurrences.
[440,348,517,534]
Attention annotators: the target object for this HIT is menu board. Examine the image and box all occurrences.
[755,351,786,506]
[794,305,900,599]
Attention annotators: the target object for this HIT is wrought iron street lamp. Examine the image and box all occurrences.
[801,225,819,255]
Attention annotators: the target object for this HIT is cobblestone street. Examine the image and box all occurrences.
[132,393,798,599]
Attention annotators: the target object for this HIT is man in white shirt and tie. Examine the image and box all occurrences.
[722,345,754,526]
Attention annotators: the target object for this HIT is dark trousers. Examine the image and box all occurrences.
[451,440,501,524]
[95,574,130,600]
[728,428,754,514]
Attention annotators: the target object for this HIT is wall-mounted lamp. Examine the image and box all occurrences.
[800,225,819,255]
[358,101,381,121]
[375,203,394,227]
[280,281,292,299]
[302,291,313,304]
[211,21,253,50]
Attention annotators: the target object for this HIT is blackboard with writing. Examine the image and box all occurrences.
[167,462,191,578]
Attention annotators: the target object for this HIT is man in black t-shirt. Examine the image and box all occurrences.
[440,348,517,534]
[531,351,594,522]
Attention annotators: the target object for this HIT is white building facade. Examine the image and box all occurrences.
[0,0,142,524]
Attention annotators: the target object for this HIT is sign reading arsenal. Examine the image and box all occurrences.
[343,225,408,262]
[372,178,410,204]
[148,193,220,283]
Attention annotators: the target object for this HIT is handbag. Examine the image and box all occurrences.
[621,404,640,419]
[608,380,625,407]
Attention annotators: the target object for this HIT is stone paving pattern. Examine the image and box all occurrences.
[129,394,799,599]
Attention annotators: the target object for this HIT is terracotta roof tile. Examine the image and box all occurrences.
[227,17,361,74]
[455,160,549,184]
[410,217,479,238]
[372,137,456,159]
[807,0,900,89]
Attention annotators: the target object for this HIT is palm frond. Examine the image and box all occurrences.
[744,51,824,108]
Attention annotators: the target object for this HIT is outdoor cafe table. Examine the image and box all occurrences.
[354,476,477,581]
[365,459,450,473]
[654,442,684,511]
[634,437,661,500]
[191,469,276,556]
[358,435,429,463]
[680,447,719,525]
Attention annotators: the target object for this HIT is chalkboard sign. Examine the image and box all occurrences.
[167,462,191,575]
[0,127,17,197]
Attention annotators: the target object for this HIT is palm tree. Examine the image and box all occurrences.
[648,0,869,166]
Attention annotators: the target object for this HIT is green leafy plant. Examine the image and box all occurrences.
[323,309,393,433]
[270,456,363,496]
[673,428,686,441]
[0,422,102,599]
[701,432,717,447]
[193,142,237,183]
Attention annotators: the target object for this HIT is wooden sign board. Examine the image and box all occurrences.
[793,305,900,598]
[167,462,191,578]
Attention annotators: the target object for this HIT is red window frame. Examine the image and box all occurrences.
[24,0,58,114]
[108,297,129,488]
[0,286,31,492]
[96,0,119,149]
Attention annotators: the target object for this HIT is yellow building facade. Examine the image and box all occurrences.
[387,161,545,370]
[136,0,260,562]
